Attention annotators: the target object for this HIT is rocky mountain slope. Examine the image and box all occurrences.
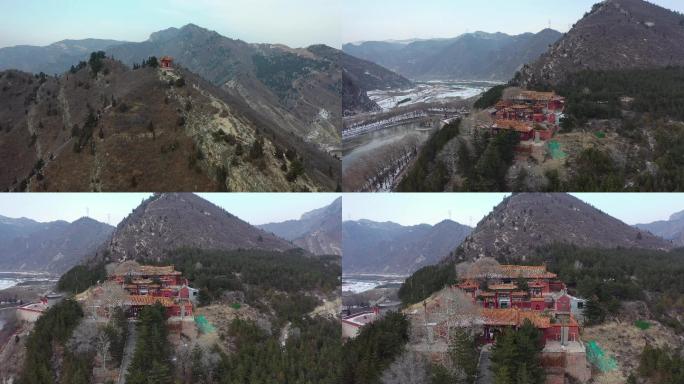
[447,193,671,263]
[635,210,684,246]
[343,30,562,81]
[259,197,341,255]
[343,219,472,275]
[0,215,113,273]
[93,193,296,263]
[0,55,337,191]
[0,39,127,75]
[518,0,684,86]
[309,45,412,115]
[106,24,341,154]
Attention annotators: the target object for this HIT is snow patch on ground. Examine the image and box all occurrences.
[368,81,495,111]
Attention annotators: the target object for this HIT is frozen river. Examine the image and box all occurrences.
[367,80,497,111]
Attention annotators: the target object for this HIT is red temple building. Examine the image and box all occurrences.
[109,265,195,319]
[449,264,585,346]
[456,264,566,311]
[487,90,565,143]
[480,307,581,345]
[160,56,174,70]
[411,264,591,383]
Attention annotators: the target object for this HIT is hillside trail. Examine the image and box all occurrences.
[117,320,137,384]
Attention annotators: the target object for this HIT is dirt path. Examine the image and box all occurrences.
[476,344,493,384]
[117,321,137,384]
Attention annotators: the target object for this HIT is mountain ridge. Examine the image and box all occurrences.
[343,29,562,81]
[0,38,128,75]
[343,218,472,275]
[518,0,684,86]
[106,24,342,153]
[0,54,337,191]
[0,215,114,273]
[92,193,298,264]
[635,209,684,246]
[445,193,672,264]
[258,197,341,255]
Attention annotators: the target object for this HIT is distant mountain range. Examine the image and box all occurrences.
[105,24,341,153]
[446,193,671,264]
[0,193,343,273]
[342,219,472,275]
[0,215,113,273]
[93,193,297,264]
[635,210,684,247]
[0,24,342,159]
[343,29,562,81]
[259,197,341,255]
[0,39,127,75]
[519,0,684,86]
[307,45,412,116]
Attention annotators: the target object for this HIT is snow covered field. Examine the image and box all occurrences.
[342,275,407,293]
[0,272,56,291]
[368,80,498,111]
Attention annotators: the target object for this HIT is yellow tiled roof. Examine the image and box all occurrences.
[126,295,175,307]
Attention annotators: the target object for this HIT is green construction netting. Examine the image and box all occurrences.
[195,315,216,334]
[586,340,618,373]
[595,131,606,139]
[634,320,651,330]
[548,140,567,159]
[230,303,242,310]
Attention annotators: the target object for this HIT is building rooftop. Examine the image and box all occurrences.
[342,311,378,328]
[125,295,175,307]
[493,119,534,133]
[482,308,551,328]
[489,283,518,291]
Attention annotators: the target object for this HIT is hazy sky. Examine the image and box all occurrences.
[0,0,341,49]
[0,193,340,227]
[342,0,684,44]
[343,193,684,227]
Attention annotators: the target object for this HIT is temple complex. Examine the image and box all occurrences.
[108,263,197,319]
[407,263,590,383]
[485,90,565,144]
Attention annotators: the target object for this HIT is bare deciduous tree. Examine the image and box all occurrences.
[380,351,430,384]
[95,329,111,370]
